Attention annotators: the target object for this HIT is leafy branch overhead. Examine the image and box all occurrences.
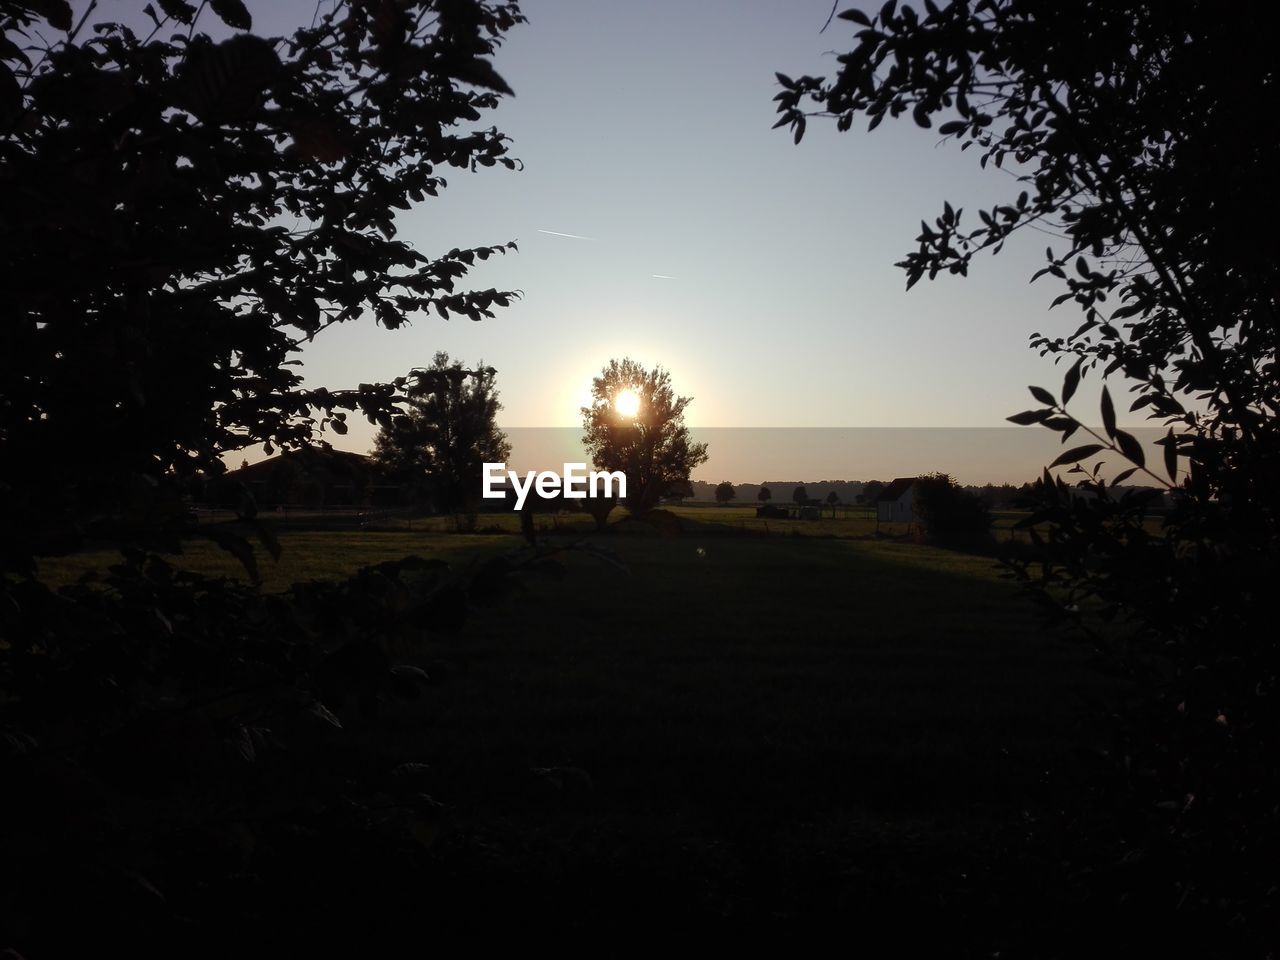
[774,1,1278,599]
[0,0,525,565]
[774,1,1278,452]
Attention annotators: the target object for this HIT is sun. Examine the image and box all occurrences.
[614,388,641,418]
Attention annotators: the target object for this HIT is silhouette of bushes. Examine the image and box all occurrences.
[912,473,993,551]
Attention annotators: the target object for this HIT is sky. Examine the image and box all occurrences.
[99,0,1149,482]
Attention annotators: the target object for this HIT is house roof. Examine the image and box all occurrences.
[876,477,916,502]
[226,446,379,483]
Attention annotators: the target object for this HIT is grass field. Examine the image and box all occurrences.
[39,509,1125,937]
[402,532,1122,928]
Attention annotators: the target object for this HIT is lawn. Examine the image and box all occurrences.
[35,530,504,592]
[371,529,1120,937]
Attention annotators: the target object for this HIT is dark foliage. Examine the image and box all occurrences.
[912,472,992,550]
[1,0,528,952]
[0,547,557,953]
[775,0,1279,945]
[0,0,523,570]
[714,480,735,504]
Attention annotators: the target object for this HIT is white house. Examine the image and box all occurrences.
[876,477,917,523]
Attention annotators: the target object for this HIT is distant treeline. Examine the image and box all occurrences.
[685,480,1033,508]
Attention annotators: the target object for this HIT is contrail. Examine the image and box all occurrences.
[651,274,677,280]
[537,229,598,241]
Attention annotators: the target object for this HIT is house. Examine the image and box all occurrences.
[876,477,917,523]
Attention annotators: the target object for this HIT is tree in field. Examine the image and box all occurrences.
[757,485,772,503]
[911,472,991,550]
[774,0,1279,943]
[715,481,735,504]
[792,484,808,506]
[665,477,694,504]
[373,352,510,517]
[580,358,709,516]
[861,480,885,504]
[825,490,839,517]
[0,0,523,569]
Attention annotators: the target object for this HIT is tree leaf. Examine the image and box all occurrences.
[35,0,72,30]
[1115,429,1145,467]
[200,527,261,585]
[157,0,198,23]
[1162,427,1177,481]
[1049,444,1104,468]
[1100,385,1116,439]
[1007,409,1048,425]
[1029,385,1055,405]
[1062,358,1082,404]
[308,701,343,729]
[210,0,252,30]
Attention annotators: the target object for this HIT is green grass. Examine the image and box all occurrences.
[421,535,1114,816]
[383,531,1121,924]
[35,530,506,592]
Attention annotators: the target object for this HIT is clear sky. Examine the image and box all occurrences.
[147,0,1143,480]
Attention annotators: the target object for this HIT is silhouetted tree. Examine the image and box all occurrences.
[580,358,709,516]
[665,478,694,504]
[775,0,1280,944]
[862,480,885,504]
[825,490,839,517]
[0,0,522,568]
[715,481,736,504]
[0,1,530,951]
[373,353,510,519]
[757,485,772,503]
[792,484,808,506]
[912,472,992,550]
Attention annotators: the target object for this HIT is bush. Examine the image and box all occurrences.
[912,473,993,551]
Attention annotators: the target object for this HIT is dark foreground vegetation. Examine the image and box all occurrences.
[18,519,1133,954]
[10,511,1247,955]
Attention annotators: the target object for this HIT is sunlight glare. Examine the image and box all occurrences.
[615,388,641,418]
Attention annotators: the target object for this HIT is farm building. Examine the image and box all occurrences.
[876,477,917,523]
